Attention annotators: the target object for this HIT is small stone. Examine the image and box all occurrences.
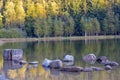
[104,61,119,67]
[29,61,39,64]
[91,66,103,71]
[60,66,83,72]
[19,60,27,64]
[83,67,93,72]
[105,65,112,70]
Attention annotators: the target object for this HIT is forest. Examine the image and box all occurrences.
[0,0,119,38]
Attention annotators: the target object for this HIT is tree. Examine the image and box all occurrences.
[63,15,74,36]
[103,9,116,35]
[15,1,26,28]
[3,1,16,28]
[53,17,63,36]
[0,13,3,29]
[34,18,44,37]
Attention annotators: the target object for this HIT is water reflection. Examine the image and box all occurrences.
[0,39,120,80]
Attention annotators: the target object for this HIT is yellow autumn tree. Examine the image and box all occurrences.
[15,0,26,28]
[35,3,46,18]
[3,1,16,28]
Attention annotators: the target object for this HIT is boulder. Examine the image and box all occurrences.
[42,58,63,69]
[96,56,109,64]
[97,56,119,67]
[49,59,63,69]
[104,61,119,67]
[3,49,23,61]
[83,53,96,64]
[62,55,74,62]
[42,58,52,67]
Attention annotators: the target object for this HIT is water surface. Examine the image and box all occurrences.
[0,39,120,80]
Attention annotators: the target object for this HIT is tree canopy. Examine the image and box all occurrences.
[0,0,119,37]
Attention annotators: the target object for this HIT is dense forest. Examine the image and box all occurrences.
[0,0,119,38]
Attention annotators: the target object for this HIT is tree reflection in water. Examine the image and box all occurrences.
[0,39,120,80]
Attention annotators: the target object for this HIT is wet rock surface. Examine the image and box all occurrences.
[3,49,23,61]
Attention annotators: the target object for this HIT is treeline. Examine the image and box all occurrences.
[0,0,120,38]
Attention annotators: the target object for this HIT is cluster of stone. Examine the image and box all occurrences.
[42,54,119,72]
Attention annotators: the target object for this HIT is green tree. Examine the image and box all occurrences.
[64,15,74,36]
[34,18,44,37]
[53,17,63,36]
[103,10,116,35]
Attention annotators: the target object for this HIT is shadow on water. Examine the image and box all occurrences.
[0,39,120,80]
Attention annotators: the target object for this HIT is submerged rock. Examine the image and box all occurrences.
[63,61,74,66]
[105,65,112,70]
[104,61,119,67]
[91,66,103,71]
[60,66,83,72]
[83,67,93,72]
[83,53,96,64]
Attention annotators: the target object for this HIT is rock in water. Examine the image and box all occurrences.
[42,58,53,67]
[49,59,63,69]
[63,55,74,62]
[96,56,109,64]
[83,67,93,72]
[91,66,103,71]
[19,60,27,64]
[60,66,83,72]
[104,61,119,67]
[29,61,39,64]
[105,65,112,70]
[3,49,23,61]
[83,53,96,64]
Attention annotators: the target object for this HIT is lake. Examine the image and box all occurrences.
[0,39,120,80]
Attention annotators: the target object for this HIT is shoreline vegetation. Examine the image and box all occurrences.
[0,35,120,43]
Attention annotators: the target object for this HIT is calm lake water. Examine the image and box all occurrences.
[0,39,120,80]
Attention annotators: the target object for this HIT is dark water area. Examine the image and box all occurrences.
[0,39,120,80]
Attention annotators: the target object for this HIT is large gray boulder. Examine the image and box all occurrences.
[49,60,63,69]
[96,56,109,64]
[3,49,23,61]
[83,53,96,64]
[42,58,63,69]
